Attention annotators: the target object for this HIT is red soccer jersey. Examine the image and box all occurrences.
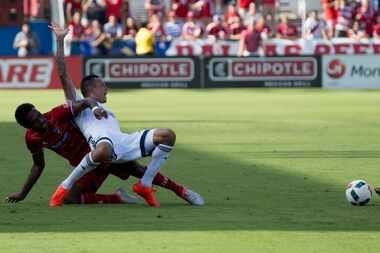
[25,105,90,167]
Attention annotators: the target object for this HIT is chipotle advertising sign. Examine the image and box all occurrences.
[205,56,321,88]
[0,57,82,89]
[84,57,201,88]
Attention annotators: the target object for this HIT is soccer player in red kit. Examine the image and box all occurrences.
[6,102,204,206]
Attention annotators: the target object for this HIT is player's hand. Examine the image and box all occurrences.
[48,22,69,39]
[93,107,108,120]
[5,192,26,203]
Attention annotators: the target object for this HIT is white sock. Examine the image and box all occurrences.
[141,144,172,187]
[61,153,99,189]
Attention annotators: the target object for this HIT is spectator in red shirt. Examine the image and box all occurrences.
[69,11,85,41]
[276,14,298,40]
[321,0,338,37]
[256,16,272,39]
[145,0,165,18]
[123,17,138,40]
[239,0,255,17]
[226,16,246,40]
[172,0,191,20]
[372,15,380,39]
[205,15,226,39]
[238,20,262,56]
[356,0,377,37]
[191,0,213,22]
[224,2,241,25]
[105,0,124,20]
[65,0,82,22]
[182,11,203,40]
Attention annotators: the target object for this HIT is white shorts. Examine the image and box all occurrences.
[87,129,156,162]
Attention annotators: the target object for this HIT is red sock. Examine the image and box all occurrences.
[152,173,186,197]
[81,193,123,204]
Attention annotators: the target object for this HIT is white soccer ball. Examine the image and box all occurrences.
[345,180,372,206]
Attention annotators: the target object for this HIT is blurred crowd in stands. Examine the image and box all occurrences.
[14,0,380,56]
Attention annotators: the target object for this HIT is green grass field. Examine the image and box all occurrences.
[1,88,380,253]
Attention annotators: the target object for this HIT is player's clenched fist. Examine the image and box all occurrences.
[92,106,108,120]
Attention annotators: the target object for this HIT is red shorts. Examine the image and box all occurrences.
[75,161,143,193]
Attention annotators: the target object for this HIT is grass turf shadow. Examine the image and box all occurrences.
[0,122,379,233]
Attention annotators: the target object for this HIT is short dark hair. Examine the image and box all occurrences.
[140,21,148,29]
[15,103,35,128]
[80,74,99,97]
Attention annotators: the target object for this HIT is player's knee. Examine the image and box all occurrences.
[93,142,113,162]
[154,128,176,146]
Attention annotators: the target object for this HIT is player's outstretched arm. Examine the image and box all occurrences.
[6,151,45,203]
[71,98,107,119]
[49,23,77,102]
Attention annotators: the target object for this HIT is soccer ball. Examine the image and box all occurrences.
[345,180,372,206]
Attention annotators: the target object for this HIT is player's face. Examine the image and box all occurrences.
[91,79,108,103]
[26,109,48,132]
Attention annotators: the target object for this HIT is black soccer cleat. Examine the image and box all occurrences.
[375,187,380,195]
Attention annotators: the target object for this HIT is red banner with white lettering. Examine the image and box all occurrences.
[0,56,82,89]
[166,38,380,56]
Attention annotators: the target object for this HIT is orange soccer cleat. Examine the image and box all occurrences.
[49,185,69,207]
[133,181,160,207]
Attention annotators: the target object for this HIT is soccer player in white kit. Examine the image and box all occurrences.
[49,24,180,207]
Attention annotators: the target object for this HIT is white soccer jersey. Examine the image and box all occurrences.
[74,93,121,143]
[72,92,154,161]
